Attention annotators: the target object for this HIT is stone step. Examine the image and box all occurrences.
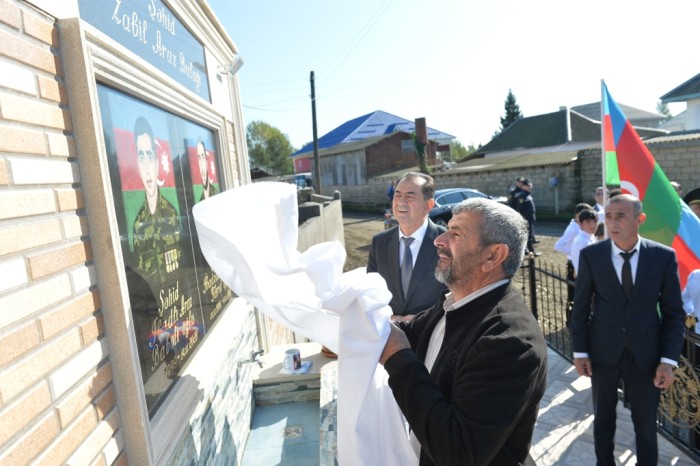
[252,342,336,406]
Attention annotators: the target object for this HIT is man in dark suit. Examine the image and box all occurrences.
[379,198,547,465]
[571,194,685,466]
[368,172,446,321]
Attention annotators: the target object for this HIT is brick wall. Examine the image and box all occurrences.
[647,137,700,195]
[0,1,123,464]
[365,134,419,177]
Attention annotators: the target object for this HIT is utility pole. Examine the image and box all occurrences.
[310,71,321,194]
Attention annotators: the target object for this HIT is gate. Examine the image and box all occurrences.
[517,256,700,461]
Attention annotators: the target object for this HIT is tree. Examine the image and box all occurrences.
[656,100,672,122]
[449,140,477,162]
[499,89,523,133]
[246,121,294,175]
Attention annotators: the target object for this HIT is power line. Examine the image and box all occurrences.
[319,0,395,78]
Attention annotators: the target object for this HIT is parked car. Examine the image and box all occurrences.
[429,188,507,227]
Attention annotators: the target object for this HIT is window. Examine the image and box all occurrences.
[401,139,415,153]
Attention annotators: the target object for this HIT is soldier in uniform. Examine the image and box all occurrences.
[131,116,181,286]
[196,137,219,203]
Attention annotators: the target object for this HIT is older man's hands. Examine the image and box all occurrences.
[379,323,411,365]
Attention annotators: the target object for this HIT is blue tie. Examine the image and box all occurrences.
[401,237,414,299]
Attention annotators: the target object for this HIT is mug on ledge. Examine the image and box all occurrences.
[284,348,301,372]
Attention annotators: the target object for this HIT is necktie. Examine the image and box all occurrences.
[401,237,414,299]
[621,250,636,299]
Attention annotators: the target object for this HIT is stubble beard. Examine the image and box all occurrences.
[435,247,458,285]
[435,247,478,288]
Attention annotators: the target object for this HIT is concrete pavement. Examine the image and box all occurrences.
[531,348,698,465]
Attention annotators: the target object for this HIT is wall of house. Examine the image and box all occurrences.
[365,133,417,177]
[0,2,121,464]
[319,149,366,186]
[686,99,700,131]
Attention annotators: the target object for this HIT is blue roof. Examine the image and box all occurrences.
[292,110,455,156]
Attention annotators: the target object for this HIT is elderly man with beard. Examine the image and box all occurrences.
[379,198,548,466]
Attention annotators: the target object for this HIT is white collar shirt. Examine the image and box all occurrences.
[399,218,429,268]
[610,236,642,285]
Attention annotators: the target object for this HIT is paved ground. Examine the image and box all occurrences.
[532,348,698,465]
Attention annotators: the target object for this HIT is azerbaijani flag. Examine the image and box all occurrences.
[602,81,700,289]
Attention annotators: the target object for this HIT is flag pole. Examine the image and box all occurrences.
[600,79,608,208]
[600,80,609,238]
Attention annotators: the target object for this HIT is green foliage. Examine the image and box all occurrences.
[499,89,523,132]
[656,100,672,121]
[449,140,477,162]
[412,133,430,174]
[246,120,294,175]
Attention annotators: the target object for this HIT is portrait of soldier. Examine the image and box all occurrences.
[131,116,181,285]
[196,137,219,202]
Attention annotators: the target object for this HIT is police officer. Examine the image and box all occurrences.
[507,176,525,210]
[517,179,539,256]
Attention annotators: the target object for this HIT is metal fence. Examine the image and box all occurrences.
[516,256,700,462]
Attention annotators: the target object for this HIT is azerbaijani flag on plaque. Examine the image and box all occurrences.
[602,81,700,289]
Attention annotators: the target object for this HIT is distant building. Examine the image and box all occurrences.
[291,110,455,179]
[571,102,666,129]
[660,72,700,132]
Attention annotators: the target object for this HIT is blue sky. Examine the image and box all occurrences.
[207,0,698,150]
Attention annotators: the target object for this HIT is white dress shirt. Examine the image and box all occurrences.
[399,218,429,268]
[554,219,580,259]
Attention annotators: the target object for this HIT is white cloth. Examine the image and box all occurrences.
[193,182,417,466]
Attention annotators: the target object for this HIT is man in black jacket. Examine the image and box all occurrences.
[379,198,548,465]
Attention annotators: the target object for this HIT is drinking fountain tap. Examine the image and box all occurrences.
[238,349,264,368]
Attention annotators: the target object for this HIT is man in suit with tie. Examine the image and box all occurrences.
[368,172,446,322]
[571,194,685,466]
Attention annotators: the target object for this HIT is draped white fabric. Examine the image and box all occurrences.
[192,182,417,466]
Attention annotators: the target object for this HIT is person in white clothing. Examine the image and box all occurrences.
[554,203,594,257]
[554,203,593,326]
[683,269,700,334]
[570,209,598,275]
